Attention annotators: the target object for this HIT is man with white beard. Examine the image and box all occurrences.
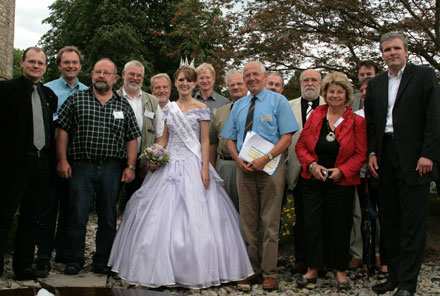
[286,69,325,273]
[117,60,164,201]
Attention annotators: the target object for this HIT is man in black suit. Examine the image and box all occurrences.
[0,47,58,280]
[365,32,440,296]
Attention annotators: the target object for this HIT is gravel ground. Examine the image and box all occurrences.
[1,213,439,295]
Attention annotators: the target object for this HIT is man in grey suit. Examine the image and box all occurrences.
[365,31,440,296]
[286,69,325,273]
[117,60,164,201]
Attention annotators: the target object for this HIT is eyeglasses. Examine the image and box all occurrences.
[93,70,115,77]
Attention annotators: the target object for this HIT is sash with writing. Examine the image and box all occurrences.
[168,102,223,184]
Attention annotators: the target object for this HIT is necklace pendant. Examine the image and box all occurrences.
[326,132,336,142]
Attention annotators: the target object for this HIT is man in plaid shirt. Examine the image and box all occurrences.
[56,58,141,275]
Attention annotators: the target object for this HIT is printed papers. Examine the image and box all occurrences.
[238,131,281,175]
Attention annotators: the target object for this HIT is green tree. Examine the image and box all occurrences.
[217,0,440,81]
[12,48,24,79]
[39,0,232,93]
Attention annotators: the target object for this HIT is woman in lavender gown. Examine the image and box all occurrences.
[108,65,253,289]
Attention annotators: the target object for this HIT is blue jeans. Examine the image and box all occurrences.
[65,160,122,267]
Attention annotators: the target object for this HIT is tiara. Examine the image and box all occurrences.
[179,57,195,70]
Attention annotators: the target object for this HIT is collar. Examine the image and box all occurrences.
[196,91,215,101]
[251,88,268,101]
[388,65,406,79]
[122,87,142,100]
[59,76,80,89]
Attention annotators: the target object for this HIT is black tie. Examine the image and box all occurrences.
[243,96,257,141]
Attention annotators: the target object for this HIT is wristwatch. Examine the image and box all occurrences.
[128,165,136,170]
[267,153,274,161]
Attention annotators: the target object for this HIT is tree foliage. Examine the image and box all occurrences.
[216,0,440,83]
[39,0,231,92]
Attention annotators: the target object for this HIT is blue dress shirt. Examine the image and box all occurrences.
[221,88,299,151]
[45,77,88,111]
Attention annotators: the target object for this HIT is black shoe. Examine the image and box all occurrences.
[64,264,80,275]
[296,276,317,288]
[34,262,51,278]
[393,290,414,296]
[92,264,111,275]
[14,268,35,281]
[372,280,397,295]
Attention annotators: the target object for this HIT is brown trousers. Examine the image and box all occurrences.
[236,156,285,278]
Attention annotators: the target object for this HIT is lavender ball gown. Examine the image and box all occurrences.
[108,107,253,289]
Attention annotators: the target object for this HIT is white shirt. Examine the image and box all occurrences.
[122,88,165,151]
[385,66,405,133]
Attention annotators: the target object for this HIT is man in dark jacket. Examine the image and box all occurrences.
[0,47,58,280]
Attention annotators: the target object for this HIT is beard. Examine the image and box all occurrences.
[124,80,141,93]
[301,87,320,101]
[93,80,112,93]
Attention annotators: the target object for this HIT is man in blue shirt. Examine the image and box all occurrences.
[221,61,299,290]
[35,46,88,278]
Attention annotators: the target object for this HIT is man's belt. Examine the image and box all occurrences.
[219,155,233,161]
[76,158,121,165]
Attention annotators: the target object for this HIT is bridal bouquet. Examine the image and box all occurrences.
[139,143,170,165]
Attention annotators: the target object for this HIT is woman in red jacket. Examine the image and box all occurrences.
[295,72,367,290]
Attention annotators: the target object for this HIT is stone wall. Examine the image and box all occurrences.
[0,0,15,80]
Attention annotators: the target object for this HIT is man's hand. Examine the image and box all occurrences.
[368,155,380,179]
[237,158,253,173]
[57,159,71,179]
[416,157,433,177]
[247,155,269,171]
[121,168,135,183]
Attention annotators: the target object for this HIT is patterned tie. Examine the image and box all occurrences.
[243,96,257,141]
[32,84,45,150]
[306,101,313,120]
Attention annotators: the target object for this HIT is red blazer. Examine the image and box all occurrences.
[295,105,367,186]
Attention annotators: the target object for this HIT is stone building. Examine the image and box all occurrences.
[0,0,15,80]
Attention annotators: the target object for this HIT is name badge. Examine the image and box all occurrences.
[113,111,124,119]
[334,117,344,128]
[260,114,272,122]
[144,110,155,119]
[53,112,58,121]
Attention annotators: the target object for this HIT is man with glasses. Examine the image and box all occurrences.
[56,58,141,275]
[117,60,164,202]
[35,46,88,277]
[0,47,58,280]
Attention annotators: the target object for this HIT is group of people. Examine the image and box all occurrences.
[0,31,439,296]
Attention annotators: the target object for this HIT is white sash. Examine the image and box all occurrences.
[168,102,223,184]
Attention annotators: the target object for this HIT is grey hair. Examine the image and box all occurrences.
[150,73,171,87]
[243,61,266,74]
[224,69,243,86]
[380,31,408,51]
[299,69,322,82]
[267,72,284,86]
[123,60,145,73]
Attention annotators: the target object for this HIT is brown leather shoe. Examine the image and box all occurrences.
[237,274,258,284]
[262,276,278,290]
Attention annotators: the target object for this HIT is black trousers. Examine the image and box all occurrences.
[0,154,50,271]
[379,138,429,293]
[36,175,69,263]
[292,177,306,264]
[302,179,354,271]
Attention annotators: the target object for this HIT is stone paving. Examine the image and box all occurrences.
[1,214,439,295]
